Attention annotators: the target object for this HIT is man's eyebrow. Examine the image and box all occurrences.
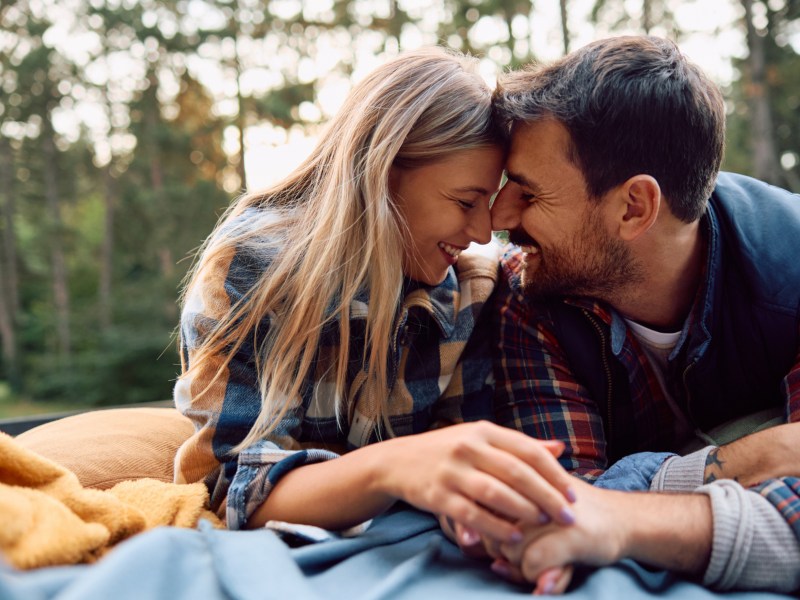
[505,171,540,193]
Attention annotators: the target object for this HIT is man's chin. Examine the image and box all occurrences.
[521,265,581,303]
[521,268,560,302]
[521,283,563,303]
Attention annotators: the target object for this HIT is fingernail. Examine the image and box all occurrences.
[559,506,576,525]
[540,578,556,594]
[491,559,512,578]
[461,528,480,546]
[509,530,523,543]
[566,486,578,503]
[537,512,551,525]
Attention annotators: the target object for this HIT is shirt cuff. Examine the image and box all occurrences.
[697,479,800,592]
[594,452,675,491]
[649,446,713,492]
[264,518,372,545]
[226,441,340,530]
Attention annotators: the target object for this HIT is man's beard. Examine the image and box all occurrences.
[515,212,643,303]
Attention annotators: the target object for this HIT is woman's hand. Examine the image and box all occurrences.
[377,421,577,544]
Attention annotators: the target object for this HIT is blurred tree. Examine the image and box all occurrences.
[0,135,21,389]
[3,0,798,415]
[724,0,800,190]
[440,0,535,68]
[3,5,77,365]
[560,0,570,54]
[741,0,782,185]
[590,0,677,36]
[0,0,230,407]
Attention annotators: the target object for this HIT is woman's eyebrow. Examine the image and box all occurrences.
[450,185,495,195]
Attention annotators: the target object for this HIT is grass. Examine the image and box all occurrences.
[0,382,85,419]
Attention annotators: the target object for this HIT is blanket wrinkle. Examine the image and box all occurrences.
[0,432,223,570]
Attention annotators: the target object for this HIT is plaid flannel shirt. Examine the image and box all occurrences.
[493,245,800,531]
[174,209,499,530]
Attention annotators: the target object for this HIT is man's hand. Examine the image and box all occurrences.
[705,422,800,487]
[439,504,574,594]
[489,479,713,594]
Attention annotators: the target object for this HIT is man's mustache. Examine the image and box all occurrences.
[507,228,538,248]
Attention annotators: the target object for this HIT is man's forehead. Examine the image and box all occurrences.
[506,120,572,174]
[510,119,570,149]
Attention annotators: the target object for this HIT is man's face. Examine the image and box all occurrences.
[491,119,640,302]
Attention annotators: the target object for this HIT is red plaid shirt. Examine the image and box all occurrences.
[492,247,800,480]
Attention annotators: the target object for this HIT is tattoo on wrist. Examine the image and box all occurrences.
[704,448,725,484]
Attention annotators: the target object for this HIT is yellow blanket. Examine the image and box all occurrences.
[0,432,223,569]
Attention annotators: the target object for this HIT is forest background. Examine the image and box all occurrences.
[1,0,798,417]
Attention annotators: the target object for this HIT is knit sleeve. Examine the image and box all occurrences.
[697,478,800,592]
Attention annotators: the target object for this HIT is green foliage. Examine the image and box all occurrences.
[722,1,800,189]
[1,0,799,415]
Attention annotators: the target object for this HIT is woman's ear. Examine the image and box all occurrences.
[617,175,661,242]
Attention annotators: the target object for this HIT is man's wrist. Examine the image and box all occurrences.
[703,446,729,484]
[620,492,713,574]
[704,424,796,488]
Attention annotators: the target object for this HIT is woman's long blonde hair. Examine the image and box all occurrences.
[180,47,505,450]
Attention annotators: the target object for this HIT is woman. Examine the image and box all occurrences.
[173,47,576,543]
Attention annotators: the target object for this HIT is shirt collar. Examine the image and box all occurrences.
[401,267,459,338]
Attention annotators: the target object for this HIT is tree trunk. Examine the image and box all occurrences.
[0,137,20,388]
[742,0,783,185]
[99,164,115,331]
[234,34,247,191]
[642,0,652,33]
[147,74,164,193]
[0,137,19,317]
[41,122,72,361]
[144,69,176,283]
[559,0,570,54]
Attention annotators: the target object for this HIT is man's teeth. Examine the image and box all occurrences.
[438,242,463,258]
[521,245,539,255]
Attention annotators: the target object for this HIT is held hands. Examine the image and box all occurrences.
[379,421,578,544]
[487,478,627,594]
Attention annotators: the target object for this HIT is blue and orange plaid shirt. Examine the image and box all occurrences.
[173,209,500,530]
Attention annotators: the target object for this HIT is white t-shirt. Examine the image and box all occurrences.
[624,318,694,447]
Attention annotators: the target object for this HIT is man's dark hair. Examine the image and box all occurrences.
[493,36,725,222]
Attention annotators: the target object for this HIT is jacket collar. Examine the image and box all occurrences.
[675,201,720,363]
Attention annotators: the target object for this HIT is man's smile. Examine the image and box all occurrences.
[508,229,541,255]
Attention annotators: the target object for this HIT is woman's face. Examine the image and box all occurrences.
[391,145,504,285]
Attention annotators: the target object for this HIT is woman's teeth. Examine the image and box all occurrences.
[438,242,463,258]
[521,245,539,255]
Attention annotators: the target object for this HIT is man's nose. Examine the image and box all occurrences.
[491,186,523,232]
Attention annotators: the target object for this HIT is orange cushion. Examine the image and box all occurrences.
[15,407,194,490]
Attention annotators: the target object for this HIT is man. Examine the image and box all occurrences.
[486,35,800,593]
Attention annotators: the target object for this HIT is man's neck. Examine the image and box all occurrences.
[612,219,706,332]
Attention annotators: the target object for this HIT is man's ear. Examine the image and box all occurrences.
[616,175,661,242]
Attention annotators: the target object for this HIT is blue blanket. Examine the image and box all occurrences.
[0,506,791,600]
